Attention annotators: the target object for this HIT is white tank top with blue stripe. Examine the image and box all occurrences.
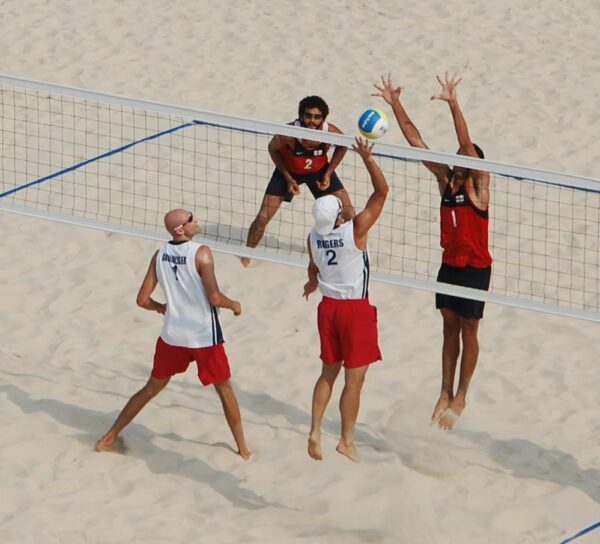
[310,220,370,300]
[156,241,223,348]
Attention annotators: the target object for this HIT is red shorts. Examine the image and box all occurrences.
[151,337,231,385]
[317,297,382,368]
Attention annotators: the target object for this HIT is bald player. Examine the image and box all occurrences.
[95,208,251,460]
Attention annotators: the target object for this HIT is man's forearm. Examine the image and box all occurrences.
[138,297,163,312]
[391,100,425,147]
[210,292,237,311]
[326,146,347,175]
[269,150,294,182]
[447,99,472,147]
[363,156,388,196]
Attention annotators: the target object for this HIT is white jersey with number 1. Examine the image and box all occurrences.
[309,220,370,300]
[156,240,224,348]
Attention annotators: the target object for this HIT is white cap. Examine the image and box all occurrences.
[312,195,342,235]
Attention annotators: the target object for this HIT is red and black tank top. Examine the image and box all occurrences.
[279,120,331,175]
[440,183,492,268]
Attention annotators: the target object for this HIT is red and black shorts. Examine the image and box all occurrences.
[151,337,231,385]
[265,165,344,202]
[435,263,492,319]
[317,296,381,368]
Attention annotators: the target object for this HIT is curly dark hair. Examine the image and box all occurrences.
[298,96,329,119]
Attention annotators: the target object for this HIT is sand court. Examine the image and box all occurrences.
[1,1,600,543]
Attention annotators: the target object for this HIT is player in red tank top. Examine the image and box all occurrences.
[241,96,355,267]
[277,130,331,175]
[374,72,491,431]
[439,182,492,268]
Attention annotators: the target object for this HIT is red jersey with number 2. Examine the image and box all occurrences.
[279,120,331,175]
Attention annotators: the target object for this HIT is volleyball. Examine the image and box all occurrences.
[358,108,388,139]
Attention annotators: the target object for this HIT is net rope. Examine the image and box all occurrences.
[1,74,598,321]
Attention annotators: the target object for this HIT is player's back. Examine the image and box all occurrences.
[156,241,223,348]
[310,220,370,300]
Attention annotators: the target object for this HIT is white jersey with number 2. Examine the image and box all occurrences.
[309,220,370,300]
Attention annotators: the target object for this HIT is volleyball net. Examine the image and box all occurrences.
[1,74,598,322]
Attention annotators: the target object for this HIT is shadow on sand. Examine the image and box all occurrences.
[458,428,600,504]
[233,386,395,453]
[0,382,281,510]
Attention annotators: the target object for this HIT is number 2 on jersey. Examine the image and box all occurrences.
[326,249,337,265]
[304,158,313,170]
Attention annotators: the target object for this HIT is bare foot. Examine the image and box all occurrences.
[431,391,453,424]
[95,432,124,453]
[308,431,323,461]
[237,444,252,461]
[240,257,251,268]
[437,398,465,431]
[336,440,360,463]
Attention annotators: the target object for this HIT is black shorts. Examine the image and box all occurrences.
[265,165,345,202]
[435,263,492,320]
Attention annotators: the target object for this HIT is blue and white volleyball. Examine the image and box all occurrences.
[358,108,388,139]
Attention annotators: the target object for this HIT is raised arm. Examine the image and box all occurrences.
[432,72,490,201]
[268,134,300,195]
[196,245,241,315]
[431,72,475,154]
[373,73,452,184]
[136,251,166,314]
[352,138,389,250]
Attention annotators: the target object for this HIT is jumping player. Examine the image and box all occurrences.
[373,72,492,430]
[303,137,388,462]
[95,208,251,459]
[242,95,354,266]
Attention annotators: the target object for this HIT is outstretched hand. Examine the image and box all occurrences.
[372,73,403,105]
[431,71,462,102]
[352,136,374,161]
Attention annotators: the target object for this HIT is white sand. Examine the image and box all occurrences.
[1,1,599,543]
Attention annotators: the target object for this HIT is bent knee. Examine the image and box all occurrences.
[255,212,270,223]
[145,378,168,397]
[443,321,461,337]
[252,214,274,231]
[460,320,480,338]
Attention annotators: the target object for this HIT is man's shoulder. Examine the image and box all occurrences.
[326,122,342,134]
[194,242,210,253]
[194,243,214,262]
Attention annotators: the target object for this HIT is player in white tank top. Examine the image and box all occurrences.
[302,138,389,463]
[156,240,223,348]
[309,220,370,300]
[95,208,251,460]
